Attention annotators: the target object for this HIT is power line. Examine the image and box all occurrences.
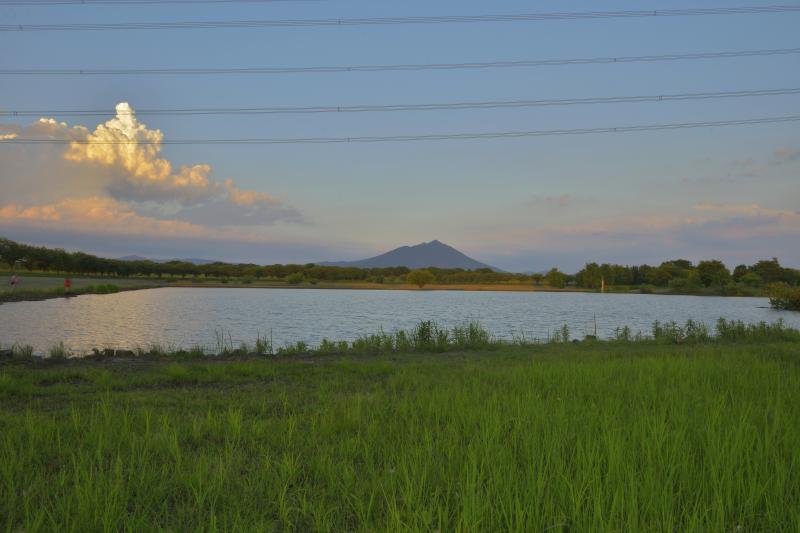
[3,47,798,76]
[3,115,799,145]
[0,0,318,5]
[2,5,799,31]
[4,88,799,118]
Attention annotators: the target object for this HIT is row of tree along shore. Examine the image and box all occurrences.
[2,238,798,296]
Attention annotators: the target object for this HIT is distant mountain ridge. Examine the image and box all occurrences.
[318,240,500,271]
[119,255,216,265]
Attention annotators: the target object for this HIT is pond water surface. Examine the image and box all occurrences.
[1,288,797,354]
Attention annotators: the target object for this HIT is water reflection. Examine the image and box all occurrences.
[0,288,797,354]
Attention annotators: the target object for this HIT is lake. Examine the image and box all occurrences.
[1,288,798,355]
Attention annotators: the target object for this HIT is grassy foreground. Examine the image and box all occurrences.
[2,340,800,531]
[0,277,162,304]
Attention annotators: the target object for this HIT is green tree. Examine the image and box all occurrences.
[697,260,731,287]
[545,268,567,288]
[732,264,749,282]
[0,238,25,270]
[286,272,305,285]
[740,272,763,287]
[752,258,785,284]
[646,266,673,287]
[406,269,435,288]
[576,263,602,289]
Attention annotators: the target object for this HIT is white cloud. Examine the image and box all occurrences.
[65,103,219,204]
[0,102,303,237]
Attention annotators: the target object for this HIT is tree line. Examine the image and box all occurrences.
[0,238,526,284]
[1,238,797,290]
[571,258,799,290]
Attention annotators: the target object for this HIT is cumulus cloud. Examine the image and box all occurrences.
[0,102,302,240]
[64,103,219,204]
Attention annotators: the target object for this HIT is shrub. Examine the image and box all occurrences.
[406,269,435,288]
[286,273,304,285]
[86,284,120,294]
[770,285,800,311]
[278,341,309,356]
[317,339,342,355]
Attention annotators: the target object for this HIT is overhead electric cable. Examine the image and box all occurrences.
[3,88,799,118]
[2,47,798,76]
[0,0,318,5]
[2,5,799,31]
[3,115,799,145]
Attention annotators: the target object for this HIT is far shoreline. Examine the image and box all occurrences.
[1,276,771,305]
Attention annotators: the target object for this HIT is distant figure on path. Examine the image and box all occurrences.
[10,275,18,291]
[64,278,72,294]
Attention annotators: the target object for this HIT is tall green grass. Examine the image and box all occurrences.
[4,318,799,359]
[280,318,799,357]
[0,342,799,530]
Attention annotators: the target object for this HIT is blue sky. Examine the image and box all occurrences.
[1,0,799,271]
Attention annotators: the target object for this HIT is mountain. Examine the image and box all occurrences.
[318,240,500,271]
[118,255,216,265]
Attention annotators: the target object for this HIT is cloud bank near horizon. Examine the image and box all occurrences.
[474,201,800,271]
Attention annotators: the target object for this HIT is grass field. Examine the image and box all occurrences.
[2,339,799,531]
[0,276,162,304]
[0,275,158,291]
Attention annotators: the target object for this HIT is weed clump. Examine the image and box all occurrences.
[48,342,69,360]
[770,285,800,311]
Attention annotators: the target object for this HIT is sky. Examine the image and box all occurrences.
[1,0,799,272]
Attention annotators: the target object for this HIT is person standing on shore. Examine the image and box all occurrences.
[64,277,72,294]
[10,275,18,291]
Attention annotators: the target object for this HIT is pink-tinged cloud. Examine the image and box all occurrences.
[225,179,278,207]
[469,202,800,258]
[0,197,213,238]
[692,202,797,217]
[773,147,800,164]
[0,103,303,238]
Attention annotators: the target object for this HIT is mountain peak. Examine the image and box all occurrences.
[318,240,500,271]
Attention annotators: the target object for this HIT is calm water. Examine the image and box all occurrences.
[1,288,798,354]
